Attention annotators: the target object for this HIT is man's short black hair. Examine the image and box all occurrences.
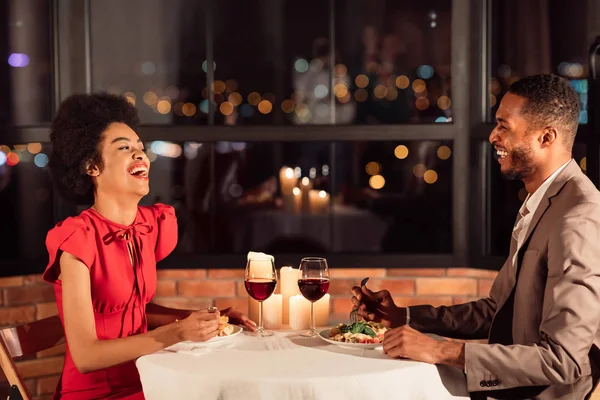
[507,74,580,150]
[48,93,140,205]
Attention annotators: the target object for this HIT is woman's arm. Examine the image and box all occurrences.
[60,251,219,374]
[145,303,192,330]
[146,302,258,332]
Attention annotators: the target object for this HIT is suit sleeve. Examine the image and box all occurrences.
[463,201,600,392]
[408,299,496,340]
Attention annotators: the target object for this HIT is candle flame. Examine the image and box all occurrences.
[293,187,301,195]
[319,190,327,198]
[285,168,294,178]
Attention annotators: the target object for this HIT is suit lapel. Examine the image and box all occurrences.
[517,160,580,251]
[494,160,579,310]
[518,196,550,251]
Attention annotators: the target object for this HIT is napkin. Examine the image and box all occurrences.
[165,341,234,357]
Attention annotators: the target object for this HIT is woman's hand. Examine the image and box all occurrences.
[175,309,220,342]
[220,307,257,332]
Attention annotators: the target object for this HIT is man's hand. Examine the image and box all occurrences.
[383,325,465,369]
[220,307,257,332]
[350,285,406,328]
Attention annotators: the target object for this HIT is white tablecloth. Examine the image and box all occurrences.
[136,330,469,400]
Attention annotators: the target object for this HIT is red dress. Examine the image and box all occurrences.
[43,204,177,400]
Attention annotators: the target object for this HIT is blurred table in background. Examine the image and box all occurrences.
[233,204,390,253]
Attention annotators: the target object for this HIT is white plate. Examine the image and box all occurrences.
[318,328,383,350]
[165,325,243,351]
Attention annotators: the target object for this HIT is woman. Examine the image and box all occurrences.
[43,93,256,399]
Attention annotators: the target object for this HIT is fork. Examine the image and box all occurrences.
[350,277,369,323]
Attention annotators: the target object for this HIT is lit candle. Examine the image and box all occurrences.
[246,252,275,278]
[292,187,302,214]
[247,251,274,262]
[279,266,300,324]
[279,166,298,195]
[262,294,282,329]
[282,193,295,213]
[289,295,311,331]
[299,177,312,213]
[308,190,330,213]
[315,294,330,327]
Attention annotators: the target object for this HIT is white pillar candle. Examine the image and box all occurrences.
[299,177,312,213]
[279,167,298,195]
[289,295,311,331]
[292,187,302,214]
[315,294,330,327]
[282,193,295,213]
[279,266,300,324]
[262,294,282,329]
[308,190,330,213]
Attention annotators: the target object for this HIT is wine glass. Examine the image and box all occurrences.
[244,257,277,337]
[298,257,330,337]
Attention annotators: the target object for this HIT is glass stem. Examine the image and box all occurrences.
[258,301,264,333]
[310,302,315,332]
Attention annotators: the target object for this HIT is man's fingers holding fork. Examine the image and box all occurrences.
[351,288,374,320]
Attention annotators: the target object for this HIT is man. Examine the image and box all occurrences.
[352,74,600,399]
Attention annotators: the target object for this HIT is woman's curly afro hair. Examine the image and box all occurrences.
[49,93,140,205]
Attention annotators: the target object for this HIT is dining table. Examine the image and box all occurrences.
[135,327,470,400]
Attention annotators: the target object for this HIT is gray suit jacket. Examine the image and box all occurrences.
[410,160,600,399]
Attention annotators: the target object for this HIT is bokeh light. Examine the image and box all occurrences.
[369,175,385,190]
[34,153,49,168]
[437,146,452,160]
[394,145,409,159]
[365,162,381,175]
[423,170,438,184]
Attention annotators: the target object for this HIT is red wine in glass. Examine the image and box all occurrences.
[298,278,330,302]
[298,257,330,337]
[244,257,277,337]
[245,279,277,301]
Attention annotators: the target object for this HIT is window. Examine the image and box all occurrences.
[1,0,53,125]
[89,0,453,126]
[0,143,54,264]
[211,0,330,126]
[90,0,208,125]
[142,140,453,255]
[336,0,452,124]
[489,0,590,124]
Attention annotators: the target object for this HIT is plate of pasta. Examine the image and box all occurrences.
[319,321,389,349]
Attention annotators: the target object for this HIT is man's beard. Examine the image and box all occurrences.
[500,145,537,181]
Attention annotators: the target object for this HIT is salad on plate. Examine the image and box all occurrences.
[328,320,388,344]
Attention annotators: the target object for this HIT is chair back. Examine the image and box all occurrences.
[0,315,64,400]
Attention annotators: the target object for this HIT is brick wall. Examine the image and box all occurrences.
[0,268,497,399]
